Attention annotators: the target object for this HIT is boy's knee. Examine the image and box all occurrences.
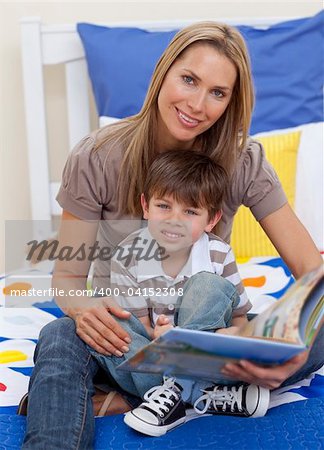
[184,271,236,294]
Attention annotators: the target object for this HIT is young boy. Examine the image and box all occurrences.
[89,150,269,436]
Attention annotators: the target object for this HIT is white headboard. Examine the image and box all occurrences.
[19,16,298,239]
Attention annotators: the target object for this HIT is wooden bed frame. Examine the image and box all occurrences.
[19,16,298,238]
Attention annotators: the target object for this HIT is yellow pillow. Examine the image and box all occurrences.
[231,131,301,259]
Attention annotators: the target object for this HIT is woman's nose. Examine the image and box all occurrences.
[187,90,206,113]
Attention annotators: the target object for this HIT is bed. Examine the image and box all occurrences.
[0,12,323,449]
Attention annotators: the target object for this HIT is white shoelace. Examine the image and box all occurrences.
[193,385,243,415]
[142,377,180,417]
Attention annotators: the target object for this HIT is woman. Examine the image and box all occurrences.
[22,22,322,449]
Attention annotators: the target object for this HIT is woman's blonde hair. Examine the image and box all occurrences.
[96,21,254,216]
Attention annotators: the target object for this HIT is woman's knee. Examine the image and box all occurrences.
[33,316,99,380]
[36,316,87,362]
[38,317,76,344]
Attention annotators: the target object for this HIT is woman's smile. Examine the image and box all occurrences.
[175,107,202,128]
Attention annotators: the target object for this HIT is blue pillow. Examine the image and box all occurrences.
[239,12,324,133]
[77,11,323,134]
[77,25,177,119]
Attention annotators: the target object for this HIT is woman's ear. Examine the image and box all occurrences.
[141,193,149,219]
[204,210,223,233]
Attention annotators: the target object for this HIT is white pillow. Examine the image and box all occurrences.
[99,116,120,127]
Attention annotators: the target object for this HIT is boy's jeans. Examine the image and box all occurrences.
[22,272,324,450]
[88,272,240,399]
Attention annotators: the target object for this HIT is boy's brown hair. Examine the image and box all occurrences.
[143,150,228,220]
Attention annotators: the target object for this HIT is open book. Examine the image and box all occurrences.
[118,265,324,382]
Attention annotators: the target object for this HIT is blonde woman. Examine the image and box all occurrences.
[22,22,322,449]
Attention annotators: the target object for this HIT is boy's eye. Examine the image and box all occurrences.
[183,75,194,84]
[186,209,198,216]
[157,203,169,210]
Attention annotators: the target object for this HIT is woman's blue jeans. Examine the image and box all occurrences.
[22,272,324,449]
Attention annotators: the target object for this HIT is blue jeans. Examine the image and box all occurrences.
[22,273,324,449]
[22,316,98,450]
[88,272,239,400]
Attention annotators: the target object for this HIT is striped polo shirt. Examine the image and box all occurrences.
[110,227,251,326]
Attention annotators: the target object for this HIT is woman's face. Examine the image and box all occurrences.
[157,43,237,151]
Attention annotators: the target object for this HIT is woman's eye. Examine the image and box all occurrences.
[183,75,194,84]
[212,89,224,98]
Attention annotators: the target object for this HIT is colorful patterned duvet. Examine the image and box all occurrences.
[0,257,323,415]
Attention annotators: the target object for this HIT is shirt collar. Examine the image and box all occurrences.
[136,228,213,282]
[191,232,214,274]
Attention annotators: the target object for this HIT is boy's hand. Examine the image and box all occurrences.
[153,315,174,339]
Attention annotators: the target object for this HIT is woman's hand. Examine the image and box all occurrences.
[72,297,132,356]
[53,211,132,357]
[221,350,309,390]
[216,326,241,335]
[153,315,174,339]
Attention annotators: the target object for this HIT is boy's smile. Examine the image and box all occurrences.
[161,230,185,240]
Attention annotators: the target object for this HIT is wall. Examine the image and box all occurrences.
[0,1,322,272]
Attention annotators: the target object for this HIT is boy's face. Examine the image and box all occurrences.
[141,193,221,254]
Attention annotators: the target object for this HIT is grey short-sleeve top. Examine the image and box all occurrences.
[57,131,287,240]
[56,130,287,288]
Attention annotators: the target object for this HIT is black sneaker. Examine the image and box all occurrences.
[193,384,269,418]
[124,377,186,436]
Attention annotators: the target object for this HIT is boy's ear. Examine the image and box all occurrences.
[141,193,149,219]
[204,210,222,233]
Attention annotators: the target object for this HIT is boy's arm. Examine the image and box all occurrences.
[153,315,174,339]
[138,315,174,339]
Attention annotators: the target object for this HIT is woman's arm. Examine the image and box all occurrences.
[52,210,132,356]
[216,314,248,335]
[224,204,322,388]
[260,203,322,278]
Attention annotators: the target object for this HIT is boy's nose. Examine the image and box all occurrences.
[166,210,183,225]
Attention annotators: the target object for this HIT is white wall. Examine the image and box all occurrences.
[1,1,322,272]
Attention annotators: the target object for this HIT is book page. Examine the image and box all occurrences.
[238,265,323,343]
